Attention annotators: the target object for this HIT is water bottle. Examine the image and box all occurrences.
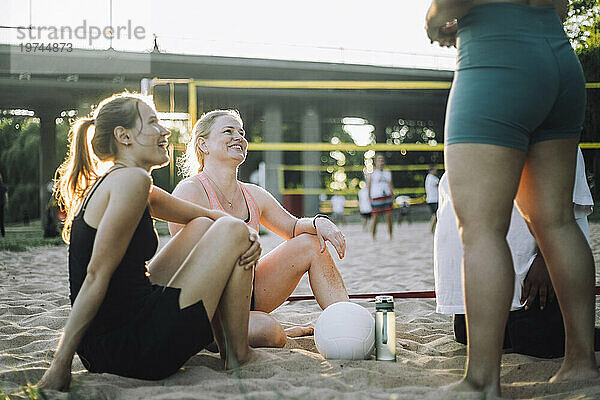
[375,295,396,361]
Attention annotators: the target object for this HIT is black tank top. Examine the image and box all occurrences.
[68,169,158,334]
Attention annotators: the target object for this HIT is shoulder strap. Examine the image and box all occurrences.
[80,166,125,213]
[239,183,260,231]
[196,172,223,210]
[80,174,107,213]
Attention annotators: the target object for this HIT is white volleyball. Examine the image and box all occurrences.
[314,301,375,360]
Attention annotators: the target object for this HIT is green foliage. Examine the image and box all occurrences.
[0,222,64,251]
[0,386,10,400]
[19,383,42,400]
[0,118,40,223]
[568,1,600,142]
[566,0,600,50]
[0,117,69,223]
[0,382,48,400]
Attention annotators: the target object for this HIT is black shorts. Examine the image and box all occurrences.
[78,285,214,380]
[454,300,568,358]
[360,212,372,219]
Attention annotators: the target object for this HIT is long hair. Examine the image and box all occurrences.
[177,109,242,178]
[54,92,152,243]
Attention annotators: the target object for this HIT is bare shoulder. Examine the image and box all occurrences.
[83,168,150,226]
[173,175,208,206]
[103,167,151,198]
[241,182,271,205]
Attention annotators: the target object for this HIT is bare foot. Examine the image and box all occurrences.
[550,363,600,383]
[285,326,314,338]
[443,378,500,399]
[224,348,278,370]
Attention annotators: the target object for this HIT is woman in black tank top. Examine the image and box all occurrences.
[38,92,268,391]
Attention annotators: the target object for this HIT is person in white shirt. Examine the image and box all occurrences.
[367,154,394,239]
[357,182,372,231]
[330,194,346,225]
[434,148,598,358]
[425,166,440,233]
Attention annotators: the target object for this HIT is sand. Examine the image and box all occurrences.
[1,221,600,399]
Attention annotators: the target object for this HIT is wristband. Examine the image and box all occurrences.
[312,214,330,229]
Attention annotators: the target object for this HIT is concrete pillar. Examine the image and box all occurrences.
[373,116,388,143]
[38,109,58,237]
[301,106,321,216]
[264,104,283,202]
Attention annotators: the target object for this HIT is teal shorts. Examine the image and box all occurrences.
[445,3,586,151]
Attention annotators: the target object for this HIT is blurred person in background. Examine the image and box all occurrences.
[368,154,394,239]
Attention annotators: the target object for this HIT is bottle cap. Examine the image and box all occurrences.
[375,295,394,310]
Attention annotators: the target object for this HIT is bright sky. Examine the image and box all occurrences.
[2,0,456,70]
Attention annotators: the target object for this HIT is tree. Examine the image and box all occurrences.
[565,0,600,50]
[0,117,69,223]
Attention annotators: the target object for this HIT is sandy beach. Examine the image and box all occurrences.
[2,221,600,399]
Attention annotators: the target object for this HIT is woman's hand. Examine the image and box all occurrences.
[238,227,261,270]
[315,218,346,259]
[426,18,457,47]
[425,0,472,48]
[37,362,71,392]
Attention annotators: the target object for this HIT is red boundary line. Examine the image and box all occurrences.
[286,286,600,302]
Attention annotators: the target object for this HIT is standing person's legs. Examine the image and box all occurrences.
[429,203,438,234]
[445,143,526,395]
[515,139,598,381]
[371,211,380,239]
[384,210,393,238]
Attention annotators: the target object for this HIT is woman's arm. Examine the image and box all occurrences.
[254,185,297,240]
[425,0,474,45]
[148,185,225,225]
[254,185,346,258]
[38,169,152,391]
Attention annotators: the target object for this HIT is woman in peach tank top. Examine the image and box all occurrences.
[151,110,349,348]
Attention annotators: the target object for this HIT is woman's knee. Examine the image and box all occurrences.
[293,233,333,265]
[295,233,323,253]
[185,217,213,236]
[457,216,510,246]
[212,216,250,243]
[524,206,574,236]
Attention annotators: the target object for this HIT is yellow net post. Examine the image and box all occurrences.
[188,81,197,133]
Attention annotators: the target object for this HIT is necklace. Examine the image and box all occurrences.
[204,172,238,208]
